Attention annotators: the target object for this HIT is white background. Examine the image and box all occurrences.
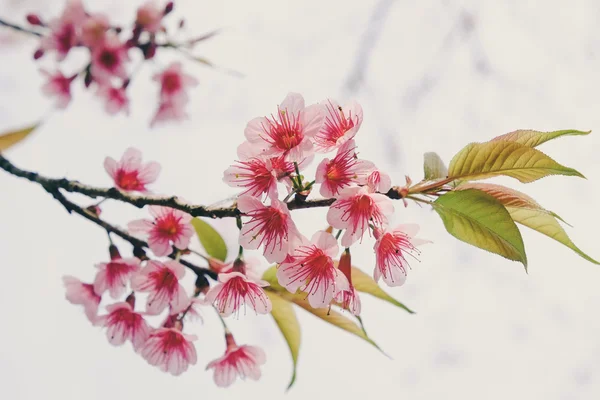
[1,0,600,399]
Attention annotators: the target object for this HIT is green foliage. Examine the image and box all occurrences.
[350,267,414,313]
[448,141,584,183]
[433,189,528,268]
[423,152,448,180]
[456,183,599,265]
[266,291,301,390]
[190,218,227,261]
[490,129,591,147]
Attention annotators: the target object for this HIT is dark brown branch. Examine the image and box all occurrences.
[0,18,43,37]
[0,156,216,279]
[0,154,410,218]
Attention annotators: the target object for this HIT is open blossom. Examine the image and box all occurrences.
[315,139,375,198]
[277,231,349,308]
[327,186,394,247]
[81,14,109,48]
[101,301,151,351]
[97,85,130,115]
[205,268,272,317]
[374,224,428,287]
[223,154,295,198]
[366,169,392,193]
[334,250,361,316]
[128,206,194,256]
[136,1,164,33]
[94,256,141,298]
[140,326,198,376]
[238,195,301,263]
[91,33,129,83]
[63,276,101,324]
[206,334,266,388]
[41,70,75,109]
[244,92,323,162]
[313,99,363,153]
[131,260,189,314]
[104,147,160,192]
[39,0,86,60]
[153,62,198,104]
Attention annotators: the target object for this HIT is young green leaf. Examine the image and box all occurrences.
[266,291,301,390]
[456,183,599,265]
[262,265,285,291]
[423,152,448,180]
[190,218,227,261]
[433,189,528,268]
[287,294,383,352]
[490,129,591,148]
[448,141,584,183]
[351,267,414,313]
[0,123,40,151]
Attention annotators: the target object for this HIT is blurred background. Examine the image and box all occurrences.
[1,0,599,399]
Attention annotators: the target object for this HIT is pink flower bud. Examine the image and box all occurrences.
[26,14,43,26]
[33,49,45,60]
[164,1,174,15]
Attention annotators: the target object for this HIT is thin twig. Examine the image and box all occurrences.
[0,18,43,37]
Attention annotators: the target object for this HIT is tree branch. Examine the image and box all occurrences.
[0,154,411,219]
[0,18,43,37]
[0,155,216,279]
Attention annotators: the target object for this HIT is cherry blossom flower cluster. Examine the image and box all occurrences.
[27,0,199,125]
[63,148,266,386]
[61,92,428,386]
[223,92,428,313]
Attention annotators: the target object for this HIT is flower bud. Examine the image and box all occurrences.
[143,42,157,59]
[33,49,44,60]
[164,1,174,15]
[338,248,352,283]
[26,14,43,26]
[109,244,121,260]
[125,292,136,308]
[194,275,209,296]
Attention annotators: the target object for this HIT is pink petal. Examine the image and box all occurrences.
[310,231,339,257]
[138,161,161,184]
[127,219,154,235]
[103,157,118,179]
[279,92,305,115]
[300,103,325,137]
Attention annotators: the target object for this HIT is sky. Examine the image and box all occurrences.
[1,0,600,399]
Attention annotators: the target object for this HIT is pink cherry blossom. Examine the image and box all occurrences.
[150,99,188,127]
[130,260,189,314]
[373,224,428,287]
[277,231,349,308]
[223,154,295,199]
[97,85,129,115]
[153,62,198,104]
[140,327,198,376]
[315,139,375,198]
[101,301,151,351]
[205,271,272,317]
[94,256,140,298]
[136,1,164,34]
[104,147,160,192]
[206,334,266,388]
[63,276,101,324]
[327,186,394,247]
[244,92,323,162]
[313,99,363,153]
[91,33,129,83]
[366,169,392,193]
[334,250,361,316]
[81,14,109,48]
[40,70,75,109]
[238,195,301,263]
[39,0,86,60]
[128,206,194,256]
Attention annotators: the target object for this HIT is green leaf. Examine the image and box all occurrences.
[286,293,382,351]
[490,129,591,148]
[433,189,528,268]
[423,152,448,180]
[0,123,39,152]
[351,267,414,313]
[456,183,599,265]
[266,291,301,390]
[448,141,584,183]
[263,265,415,313]
[190,218,227,261]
